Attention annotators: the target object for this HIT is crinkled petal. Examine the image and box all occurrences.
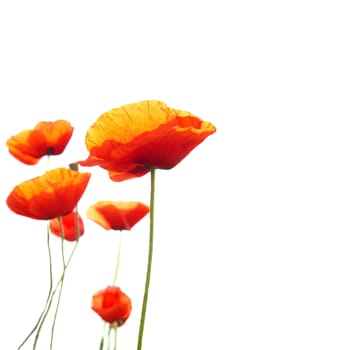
[78,101,216,181]
[6,168,91,220]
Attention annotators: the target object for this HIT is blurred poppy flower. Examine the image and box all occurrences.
[6,120,74,165]
[78,100,216,181]
[6,168,91,220]
[50,211,85,241]
[87,201,149,230]
[91,286,132,325]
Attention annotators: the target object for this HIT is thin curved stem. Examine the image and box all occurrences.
[137,168,156,350]
[50,282,64,349]
[33,222,80,349]
[49,217,66,349]
[17,224,53,350]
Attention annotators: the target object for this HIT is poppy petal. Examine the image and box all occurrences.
[6,168,91,220]
[87,201,149,230]
[49,211,85,241]
[91,286,132,325]
[78,100,216,181]
[7,120,74,165]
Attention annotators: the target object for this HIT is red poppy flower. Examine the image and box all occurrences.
[6,120,74,165]
[91,286,132,325]
[6,168,91,220]
[78,100,216,181]
[86,201,149,230]
[49,211,85,241]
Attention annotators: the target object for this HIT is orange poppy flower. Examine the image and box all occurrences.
[6,168,91,220]
[49,211,85,241]
[78,100,216,181]
[86,201,149,230]
[6,120,74,165]
[91,286,132,325]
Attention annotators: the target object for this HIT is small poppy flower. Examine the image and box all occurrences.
[6,120,74,165]
[6,168,91,220]
[91,286,132,325]
[50,211,85,241]
[78,100,216,181]
[86,201,149,230]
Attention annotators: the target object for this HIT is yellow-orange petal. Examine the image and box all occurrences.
[6,120,73,165]
[6,168,91,220]
[86,201,149,230]
[78,100,216,181]
[85,100,176,148]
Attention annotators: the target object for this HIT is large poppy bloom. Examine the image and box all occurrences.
[78,100,216,181]
[6,168,91,220]
[91,286,132,325]
[87,201,149,230]
[50,211,85,241]
[6,120,74,165]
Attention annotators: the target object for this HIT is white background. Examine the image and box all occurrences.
[1,1,350,349]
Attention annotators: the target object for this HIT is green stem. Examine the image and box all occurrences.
[17,224,53,350]
[99,323,106,350]
[107,327,111,350]
[49,217,66,349]
[45,154,51,171]
[113,327,118,350]
[75,209,81,242]
[112,231,123,286]
[50,281,64,349]
[137,168,156,350]
[33,222,80,349]
[99,229,123,349]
